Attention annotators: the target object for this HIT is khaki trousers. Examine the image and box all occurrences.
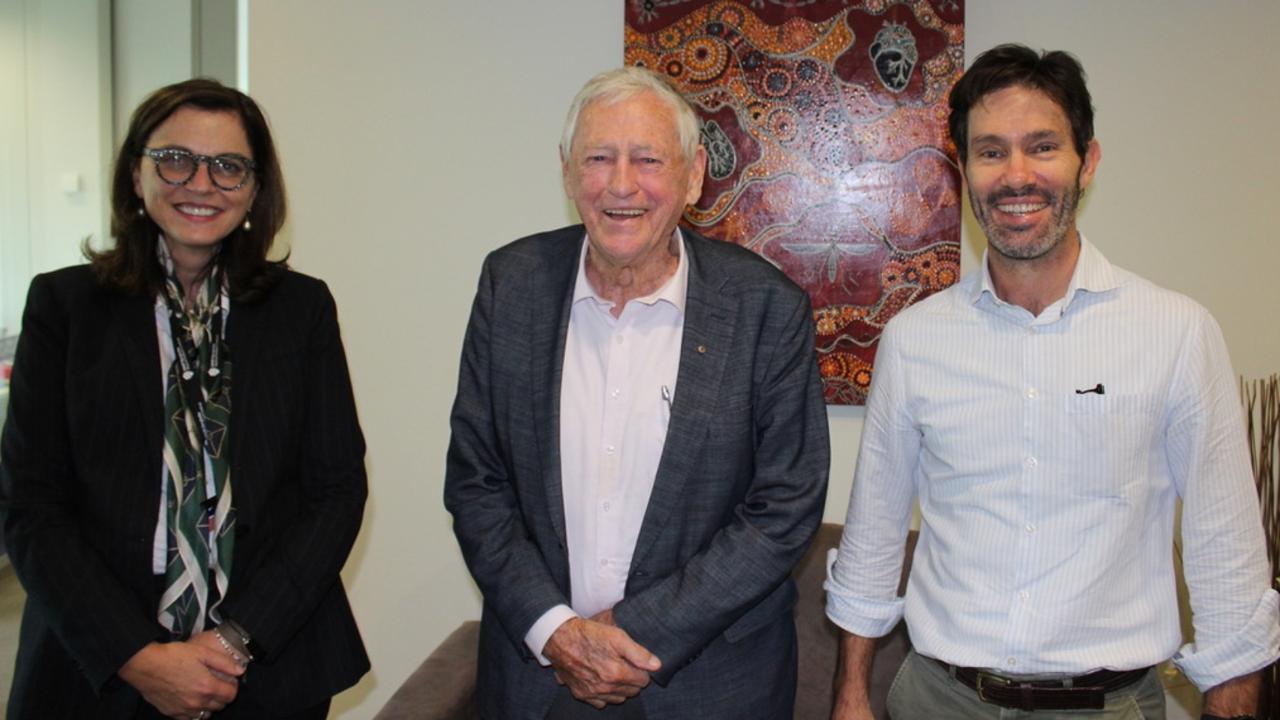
[887,650,1167,720]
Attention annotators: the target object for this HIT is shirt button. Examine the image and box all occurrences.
[1026,387,1038,399]
[1024,456,1037,469]
[1019,591,1030,601]
[605,445,616,454]
[602,501,611,512]
[1007,657,1017,667]
[1025,523,1037,534]
[610,388,621,399]
[1025,326,1036,335]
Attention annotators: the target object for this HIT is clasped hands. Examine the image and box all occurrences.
[118,630,248,719]
[542,609,661,709]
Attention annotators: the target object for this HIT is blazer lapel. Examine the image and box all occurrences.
[630,231,737,570]
[117,294,164,451]
[532,230,584,550]
[225,294,269,526]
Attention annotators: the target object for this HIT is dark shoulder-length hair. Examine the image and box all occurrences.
[90,78,288,302]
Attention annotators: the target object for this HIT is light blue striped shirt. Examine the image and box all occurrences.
[825,236,1279,691]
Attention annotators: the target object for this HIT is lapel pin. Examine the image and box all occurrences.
[696,345,707,354]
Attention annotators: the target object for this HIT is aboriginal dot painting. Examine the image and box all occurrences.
[626,0,964,404]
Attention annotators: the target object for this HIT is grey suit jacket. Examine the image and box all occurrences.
[445,226,829,719]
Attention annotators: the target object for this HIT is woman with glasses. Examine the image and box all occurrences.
[1,79,369,719]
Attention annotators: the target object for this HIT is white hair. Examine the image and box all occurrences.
[560,66,701,163]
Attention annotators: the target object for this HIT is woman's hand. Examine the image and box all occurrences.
[118,640,244,718]
[189,629,250,679]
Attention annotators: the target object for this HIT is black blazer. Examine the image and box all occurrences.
[0,265,369,717]
[445,226,830,718]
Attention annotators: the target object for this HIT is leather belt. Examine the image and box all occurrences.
[932,658,1152,711]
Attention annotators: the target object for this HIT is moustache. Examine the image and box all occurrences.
[986,185,1055,205]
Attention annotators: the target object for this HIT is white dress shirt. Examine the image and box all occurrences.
[825,235,1280,690]
[524,232,688,661]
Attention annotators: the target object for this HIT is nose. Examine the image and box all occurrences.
[1001,150,1033,188]
[607,158,638,197]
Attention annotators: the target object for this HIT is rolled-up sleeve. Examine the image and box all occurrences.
[1168,311,1280,690]
[825,321,918,638]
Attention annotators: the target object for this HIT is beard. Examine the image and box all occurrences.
[970,173,1083,261]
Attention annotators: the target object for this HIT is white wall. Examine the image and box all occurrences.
[0,0,33,342]
[0,0,113,340]
[247,2,1280,716]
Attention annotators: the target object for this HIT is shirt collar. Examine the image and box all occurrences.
[572,229,689,313]
[971,232,1123,313]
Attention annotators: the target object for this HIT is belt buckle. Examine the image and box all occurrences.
[975,670,1013,703]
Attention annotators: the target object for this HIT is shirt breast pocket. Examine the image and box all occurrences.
[1061,392,1161,499]
[1065,393,1154,416]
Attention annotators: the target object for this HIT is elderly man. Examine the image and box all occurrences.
[825,45,1279,719]
[445,67,829,719]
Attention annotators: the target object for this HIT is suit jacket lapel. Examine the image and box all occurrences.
[117,294,165,453]
[225,293,269,526]
[533,230,584,551]
[630,230,736,570]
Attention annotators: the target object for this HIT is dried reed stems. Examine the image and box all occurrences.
[1243,374,1279,719]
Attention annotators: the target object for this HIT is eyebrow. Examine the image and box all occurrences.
[971,129,1065,147]
[1020,129,1065,144]
[152,144,253,159]
[581,138,660,148]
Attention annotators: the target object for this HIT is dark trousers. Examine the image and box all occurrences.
[546,686,646,720]
[135,697,331,720]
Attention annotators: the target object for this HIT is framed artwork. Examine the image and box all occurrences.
[626,0,965,404]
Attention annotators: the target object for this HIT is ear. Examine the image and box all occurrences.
[684,145,707,206]
[1077,139,1102,191]
[132,160,144,199]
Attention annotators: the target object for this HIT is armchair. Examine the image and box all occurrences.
[375,523,915,719]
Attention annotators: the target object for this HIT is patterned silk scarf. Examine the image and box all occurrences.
[156,240,236,639]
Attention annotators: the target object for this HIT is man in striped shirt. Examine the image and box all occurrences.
[825,44,1278,720]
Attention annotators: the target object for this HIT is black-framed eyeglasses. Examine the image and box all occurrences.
[142,147,257,192]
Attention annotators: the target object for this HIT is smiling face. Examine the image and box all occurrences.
[133,105,256,270]
[962,84,1100,262]
[563,91,706,275]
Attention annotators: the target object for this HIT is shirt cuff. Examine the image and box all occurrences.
[1173,588,1280,691]
[524,605,579,667]
[823,547,906,638]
